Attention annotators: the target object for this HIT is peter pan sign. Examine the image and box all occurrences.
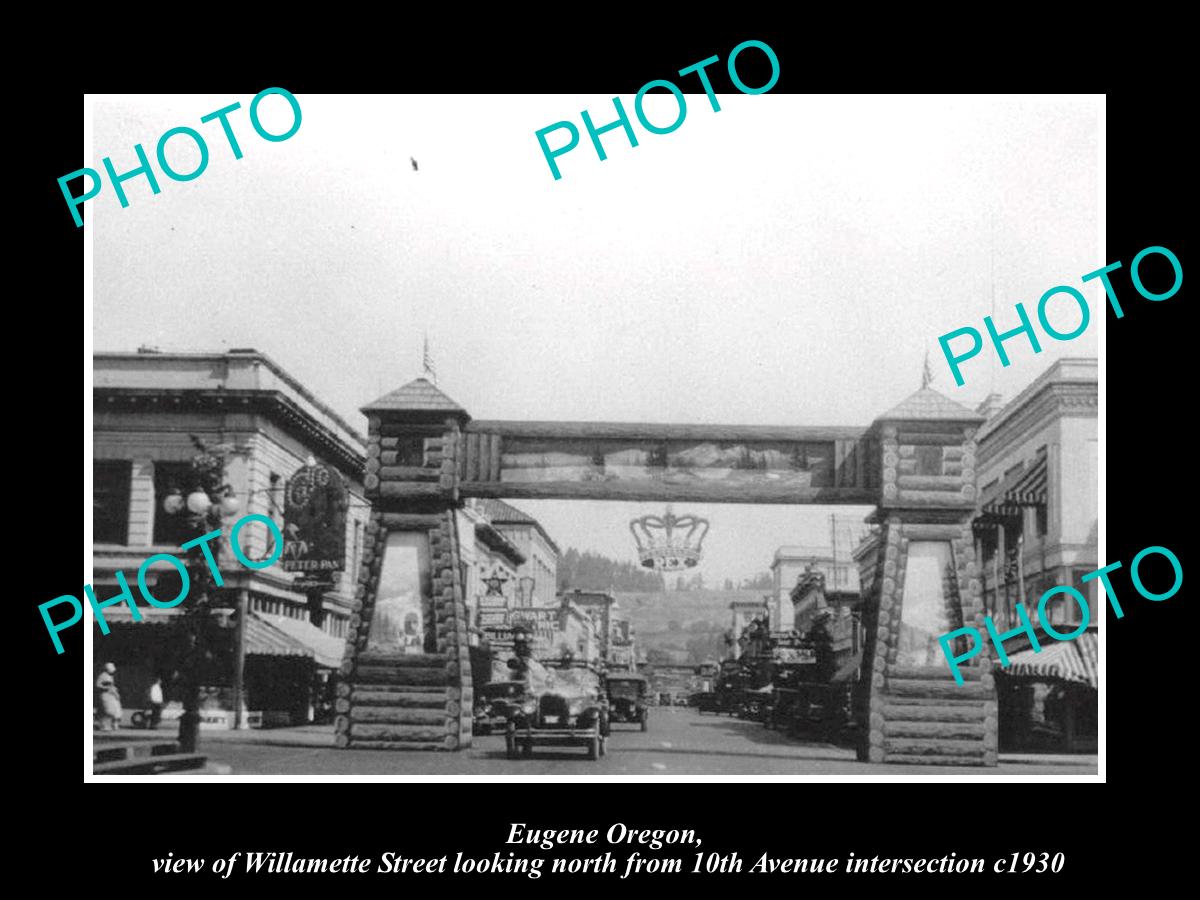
[282,462,348,572]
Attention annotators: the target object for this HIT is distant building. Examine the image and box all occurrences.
[728,599,768,659]
[458,504,526,629]
[92,349,369,727]
[769,545,861,631]
[559,589,617,660]
[469,498,560,605]
[608,617,637,670]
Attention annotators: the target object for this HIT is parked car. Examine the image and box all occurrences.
[738,684,773,721]
[606,673,649,731]
[507,662,610,760]
[473,681,526,735]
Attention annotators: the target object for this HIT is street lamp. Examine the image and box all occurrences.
[161,436,240,753]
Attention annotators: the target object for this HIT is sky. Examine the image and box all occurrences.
[90,93,1101,583]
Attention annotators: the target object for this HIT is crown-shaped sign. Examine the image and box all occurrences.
[629,508,710,571]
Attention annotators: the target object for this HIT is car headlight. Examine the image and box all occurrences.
[568,699,586,717]
[521,701,536,715]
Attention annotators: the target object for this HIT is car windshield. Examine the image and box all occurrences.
[530,664,599,699]
[608,681,642,698]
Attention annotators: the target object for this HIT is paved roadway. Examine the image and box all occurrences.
[184,707,1097,776]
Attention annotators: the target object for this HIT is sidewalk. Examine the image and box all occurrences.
[1000,752,1099,767]
[94,724,336,749]
[93,727,1098,769]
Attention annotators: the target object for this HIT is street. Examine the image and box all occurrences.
[158,707,1096,776]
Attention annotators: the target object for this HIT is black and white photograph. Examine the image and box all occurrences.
[80,89,1105,779]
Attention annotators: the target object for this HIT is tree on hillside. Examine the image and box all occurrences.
[739,572,773,590]
[557,548,666,592]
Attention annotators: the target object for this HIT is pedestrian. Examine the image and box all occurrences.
[95,662,122,731]
[147,677,164,730]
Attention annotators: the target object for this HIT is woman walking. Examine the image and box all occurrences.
[95,662,122,731]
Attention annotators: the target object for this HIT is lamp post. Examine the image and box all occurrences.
[161,436,240,753]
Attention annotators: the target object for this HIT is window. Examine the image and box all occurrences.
[915,445,943,476]
[1035,504,1048,538]
[94,460,132,544]
[153,461,195,547]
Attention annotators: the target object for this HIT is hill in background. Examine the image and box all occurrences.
[615,589,769,666]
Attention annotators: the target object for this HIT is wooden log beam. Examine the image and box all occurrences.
[889,665,981,681]
[354,665,448,686]
[348,723,448,742]
[350,706,447,726]
[891,490,974,507]
[897,432,967,446]
[378,466,441,481]
[467,420,868,442]
[883,737,986,756]
[380,513,444,529]
[884,720,986,739]
[461,480,879,505]
[897,475,962,490]
[379,482,445,499]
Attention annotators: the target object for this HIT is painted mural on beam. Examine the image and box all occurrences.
[499,438,836,487]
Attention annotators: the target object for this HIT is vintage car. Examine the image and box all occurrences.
[738,683,773,721]
[472,680,526,735]
[506,662,610,760]
[605,673,649,731]
[692,691,720,713]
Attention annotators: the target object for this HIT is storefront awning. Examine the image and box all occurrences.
[978,464,1024,522]
[1000,631,1097,688]
[1005,450,1047,506]
[246,612,346,668]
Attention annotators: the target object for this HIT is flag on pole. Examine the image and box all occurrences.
[921,350,933,389]
[423,333,437,384]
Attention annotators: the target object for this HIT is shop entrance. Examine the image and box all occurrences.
[333,378,998,766]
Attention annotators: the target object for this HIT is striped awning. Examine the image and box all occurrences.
[979,463,1025,520]
[244,612,346,668]
[1005,451,1047,506]
[1001,631,1097,688]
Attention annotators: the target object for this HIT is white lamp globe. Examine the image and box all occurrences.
[162,493,185,515]
[219,493,241,516]
[186,491,212,515]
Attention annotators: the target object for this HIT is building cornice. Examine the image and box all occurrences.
[977,382,1097,469]
[94,387,366,482]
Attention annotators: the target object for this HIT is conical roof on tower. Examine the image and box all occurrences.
[362,377,467,415]
[876,387,984,423]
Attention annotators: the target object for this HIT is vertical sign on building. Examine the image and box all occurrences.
[282,462,349,575]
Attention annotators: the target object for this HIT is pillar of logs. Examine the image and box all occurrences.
[856,397,999,766]
[334,381,474,751]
